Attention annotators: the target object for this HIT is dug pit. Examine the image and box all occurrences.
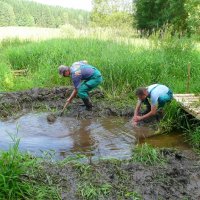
[0,112,190,160]
[0,87,192,160]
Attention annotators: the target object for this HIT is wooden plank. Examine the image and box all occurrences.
[12,69,28,76]
[174,93,200,120]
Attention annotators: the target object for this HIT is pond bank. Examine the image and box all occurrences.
[43,149,200,200]
[0,87,135,119]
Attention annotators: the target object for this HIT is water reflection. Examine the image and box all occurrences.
[70,119,96,153]
[0,113,135,159]
[0,113,190,160]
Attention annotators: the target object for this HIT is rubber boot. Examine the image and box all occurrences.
[82,98,92,111]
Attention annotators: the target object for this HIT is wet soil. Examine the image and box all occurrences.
[0,87,134,119]
[43,150,200,200]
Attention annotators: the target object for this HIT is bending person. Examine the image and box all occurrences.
[133,84,173,126]
[58,60,103,111]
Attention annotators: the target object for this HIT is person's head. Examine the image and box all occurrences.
[58,65,70,77]
[135,87,148,101]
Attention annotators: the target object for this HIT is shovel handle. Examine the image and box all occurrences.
[60,101,70,115]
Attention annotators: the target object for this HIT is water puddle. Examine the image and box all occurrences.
[0,113,190,159]
[139,133,190,150]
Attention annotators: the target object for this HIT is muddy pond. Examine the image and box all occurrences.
[0,112,190,159]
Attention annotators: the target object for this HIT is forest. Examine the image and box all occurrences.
[0,0,90,28]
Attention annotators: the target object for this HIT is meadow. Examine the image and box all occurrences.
[0,27,200,100]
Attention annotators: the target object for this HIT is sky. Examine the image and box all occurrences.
[31,0,92,11]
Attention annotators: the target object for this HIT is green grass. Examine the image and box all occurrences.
[0,136,61,200]
[78,182,112,200]
[66,157,143,200]
[131,143,166,165]
[186,126,200,150]
[0,35,200,97]
[158,100,185,133]
[125,191,142,200]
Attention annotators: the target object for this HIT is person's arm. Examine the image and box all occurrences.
[134,101,141,118]
[135,105,157,122]
[67,73,81,103]
[132,101,141,126]
[67,88,77,103]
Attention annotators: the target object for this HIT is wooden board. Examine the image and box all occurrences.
[174,94,200,120]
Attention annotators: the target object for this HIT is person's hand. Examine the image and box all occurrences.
[132,121,138,127]
[132,116,138,127]
[134,116,142,122]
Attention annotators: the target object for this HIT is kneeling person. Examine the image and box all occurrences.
[133,84,173,126]
[58,61,102,111]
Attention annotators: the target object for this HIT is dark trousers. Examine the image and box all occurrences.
[141,98,151,115]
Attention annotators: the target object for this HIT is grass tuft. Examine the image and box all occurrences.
[0,136,61,199]
[186,127,200,150]
[78,182,112,200]
[131,143,166,165]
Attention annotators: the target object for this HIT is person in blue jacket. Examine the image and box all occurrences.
[133,84,173,126]
[58,61,102,111]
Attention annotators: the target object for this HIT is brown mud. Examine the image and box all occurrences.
[43,150,200,200]
[1,87,200,199]
[0,87,134,119]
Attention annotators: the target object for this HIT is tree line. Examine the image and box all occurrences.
[91,0,200,36]
[91,0,134,29]
[0,0,90,28]
[134,0,200,36]
[0,0,199,36]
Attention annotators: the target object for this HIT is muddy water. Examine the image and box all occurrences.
[139,133,191,150]
[0,113,190,159]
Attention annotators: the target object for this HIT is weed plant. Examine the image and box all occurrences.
[185,126,200,151]
[131,143,166,165]
[158,100,184,133]
[78,183,112,200]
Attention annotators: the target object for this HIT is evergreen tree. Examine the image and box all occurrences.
[0,0,90,28]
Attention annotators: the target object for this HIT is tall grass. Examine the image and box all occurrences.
[0,35,200,97]
[158,100,186,133]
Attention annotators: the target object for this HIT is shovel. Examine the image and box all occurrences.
[47,101,70,123]
[59,101,70,116]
